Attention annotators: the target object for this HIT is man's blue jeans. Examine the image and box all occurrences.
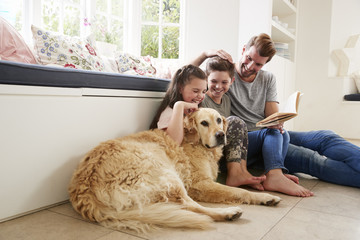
[247,128,290,173]
[285,130,360,188]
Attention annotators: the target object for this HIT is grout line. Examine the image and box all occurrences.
[260,203,297,240]
[294,205,360,222]
[260,193,313,240]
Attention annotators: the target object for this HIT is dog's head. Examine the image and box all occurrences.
[183,108,227,148]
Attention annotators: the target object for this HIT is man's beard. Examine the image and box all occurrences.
[239,63,256,78]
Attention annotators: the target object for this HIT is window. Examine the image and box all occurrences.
[141,0,180,59]
[41,0,81,37]
[0,0,182,61]
[92,0,125,50]
[0,0,23,32]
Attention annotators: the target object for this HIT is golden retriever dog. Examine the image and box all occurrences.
[68,108,281,233]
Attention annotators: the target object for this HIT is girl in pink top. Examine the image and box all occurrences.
[150,65,207,145]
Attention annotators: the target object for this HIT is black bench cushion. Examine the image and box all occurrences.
[344,93,360,101]
[0,60,170,92]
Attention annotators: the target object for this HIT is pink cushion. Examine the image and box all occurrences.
[0,17,37,64]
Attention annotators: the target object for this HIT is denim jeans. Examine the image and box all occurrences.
[247,128,290,173]
[285,130,360,188]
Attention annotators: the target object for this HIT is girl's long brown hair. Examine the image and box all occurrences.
[149,64,207,129]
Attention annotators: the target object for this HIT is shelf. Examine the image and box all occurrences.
[271,20,296,42]
[271,0,297,62]
[272,0,297,16]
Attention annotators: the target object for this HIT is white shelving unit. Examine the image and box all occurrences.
[271,0,298,61]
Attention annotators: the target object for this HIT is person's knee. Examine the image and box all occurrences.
[227,116,246,126]
[266,128,289,140]
[226,116,248,131]
[282,130,290,143]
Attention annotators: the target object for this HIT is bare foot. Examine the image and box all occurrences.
[263,169,313,197]
[285,174,299,184]
[226,161,266,190]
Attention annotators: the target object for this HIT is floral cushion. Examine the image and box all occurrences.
[116,53,156,76]
[31,25,105,71]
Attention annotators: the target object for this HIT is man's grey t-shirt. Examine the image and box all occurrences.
[226,69,278,131]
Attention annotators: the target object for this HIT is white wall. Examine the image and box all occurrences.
[328,0,360,76]
[183,0,240,64]
[237,0,272,52]
[294,0,360,139]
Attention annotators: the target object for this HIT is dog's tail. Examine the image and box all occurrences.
[98,202,213,233]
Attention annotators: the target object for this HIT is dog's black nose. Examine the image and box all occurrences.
[215,131,224,138]
[215,131,225,145]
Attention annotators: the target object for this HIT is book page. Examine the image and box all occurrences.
[255,91,302,128]
[279,91,301,113]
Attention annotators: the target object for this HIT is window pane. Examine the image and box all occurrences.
[96,0,107,13]
[0,0,23,31]
[64,4,80,36]
[111,0,124,18]
[162,26,179,59]
[68,0,80,4]
[162,0,180,23]
[111,19,123,50]
[141,25,159,57]
[93,14,108,42]
[42,0,60,32]
[142,0,159,22]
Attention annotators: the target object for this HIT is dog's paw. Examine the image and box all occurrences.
[224,206,243,221]
[260,194,281,206]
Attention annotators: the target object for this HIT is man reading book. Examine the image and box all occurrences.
[192,33,360,189]
[192,33,313,197]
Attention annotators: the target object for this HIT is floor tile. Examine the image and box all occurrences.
[144,203,292,240]
[97,231,147,240]
[48,202,84,220]
[296,181,360,219]
[262,207,360,240]
[0,210,112,240]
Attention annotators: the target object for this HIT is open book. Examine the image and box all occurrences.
[256,91,302,128]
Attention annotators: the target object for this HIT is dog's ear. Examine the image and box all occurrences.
[183,113,200,144]
[222,116,228,133]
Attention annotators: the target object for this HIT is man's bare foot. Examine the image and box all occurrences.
[263,169,313,197]
[285,174,299,184]
[226,161,266,190]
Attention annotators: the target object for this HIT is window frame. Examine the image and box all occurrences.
[5,0,184,62]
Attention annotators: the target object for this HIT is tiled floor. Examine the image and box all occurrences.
[1,140,360,240]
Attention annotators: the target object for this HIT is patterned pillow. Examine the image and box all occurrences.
[116,53,156,76]
[31,25,105,71]
[0,17,37,64]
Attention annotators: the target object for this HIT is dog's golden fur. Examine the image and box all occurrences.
[69,108,281,233]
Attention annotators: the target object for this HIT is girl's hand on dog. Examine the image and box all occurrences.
[182,102,199,115]
[173,101,199,116]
